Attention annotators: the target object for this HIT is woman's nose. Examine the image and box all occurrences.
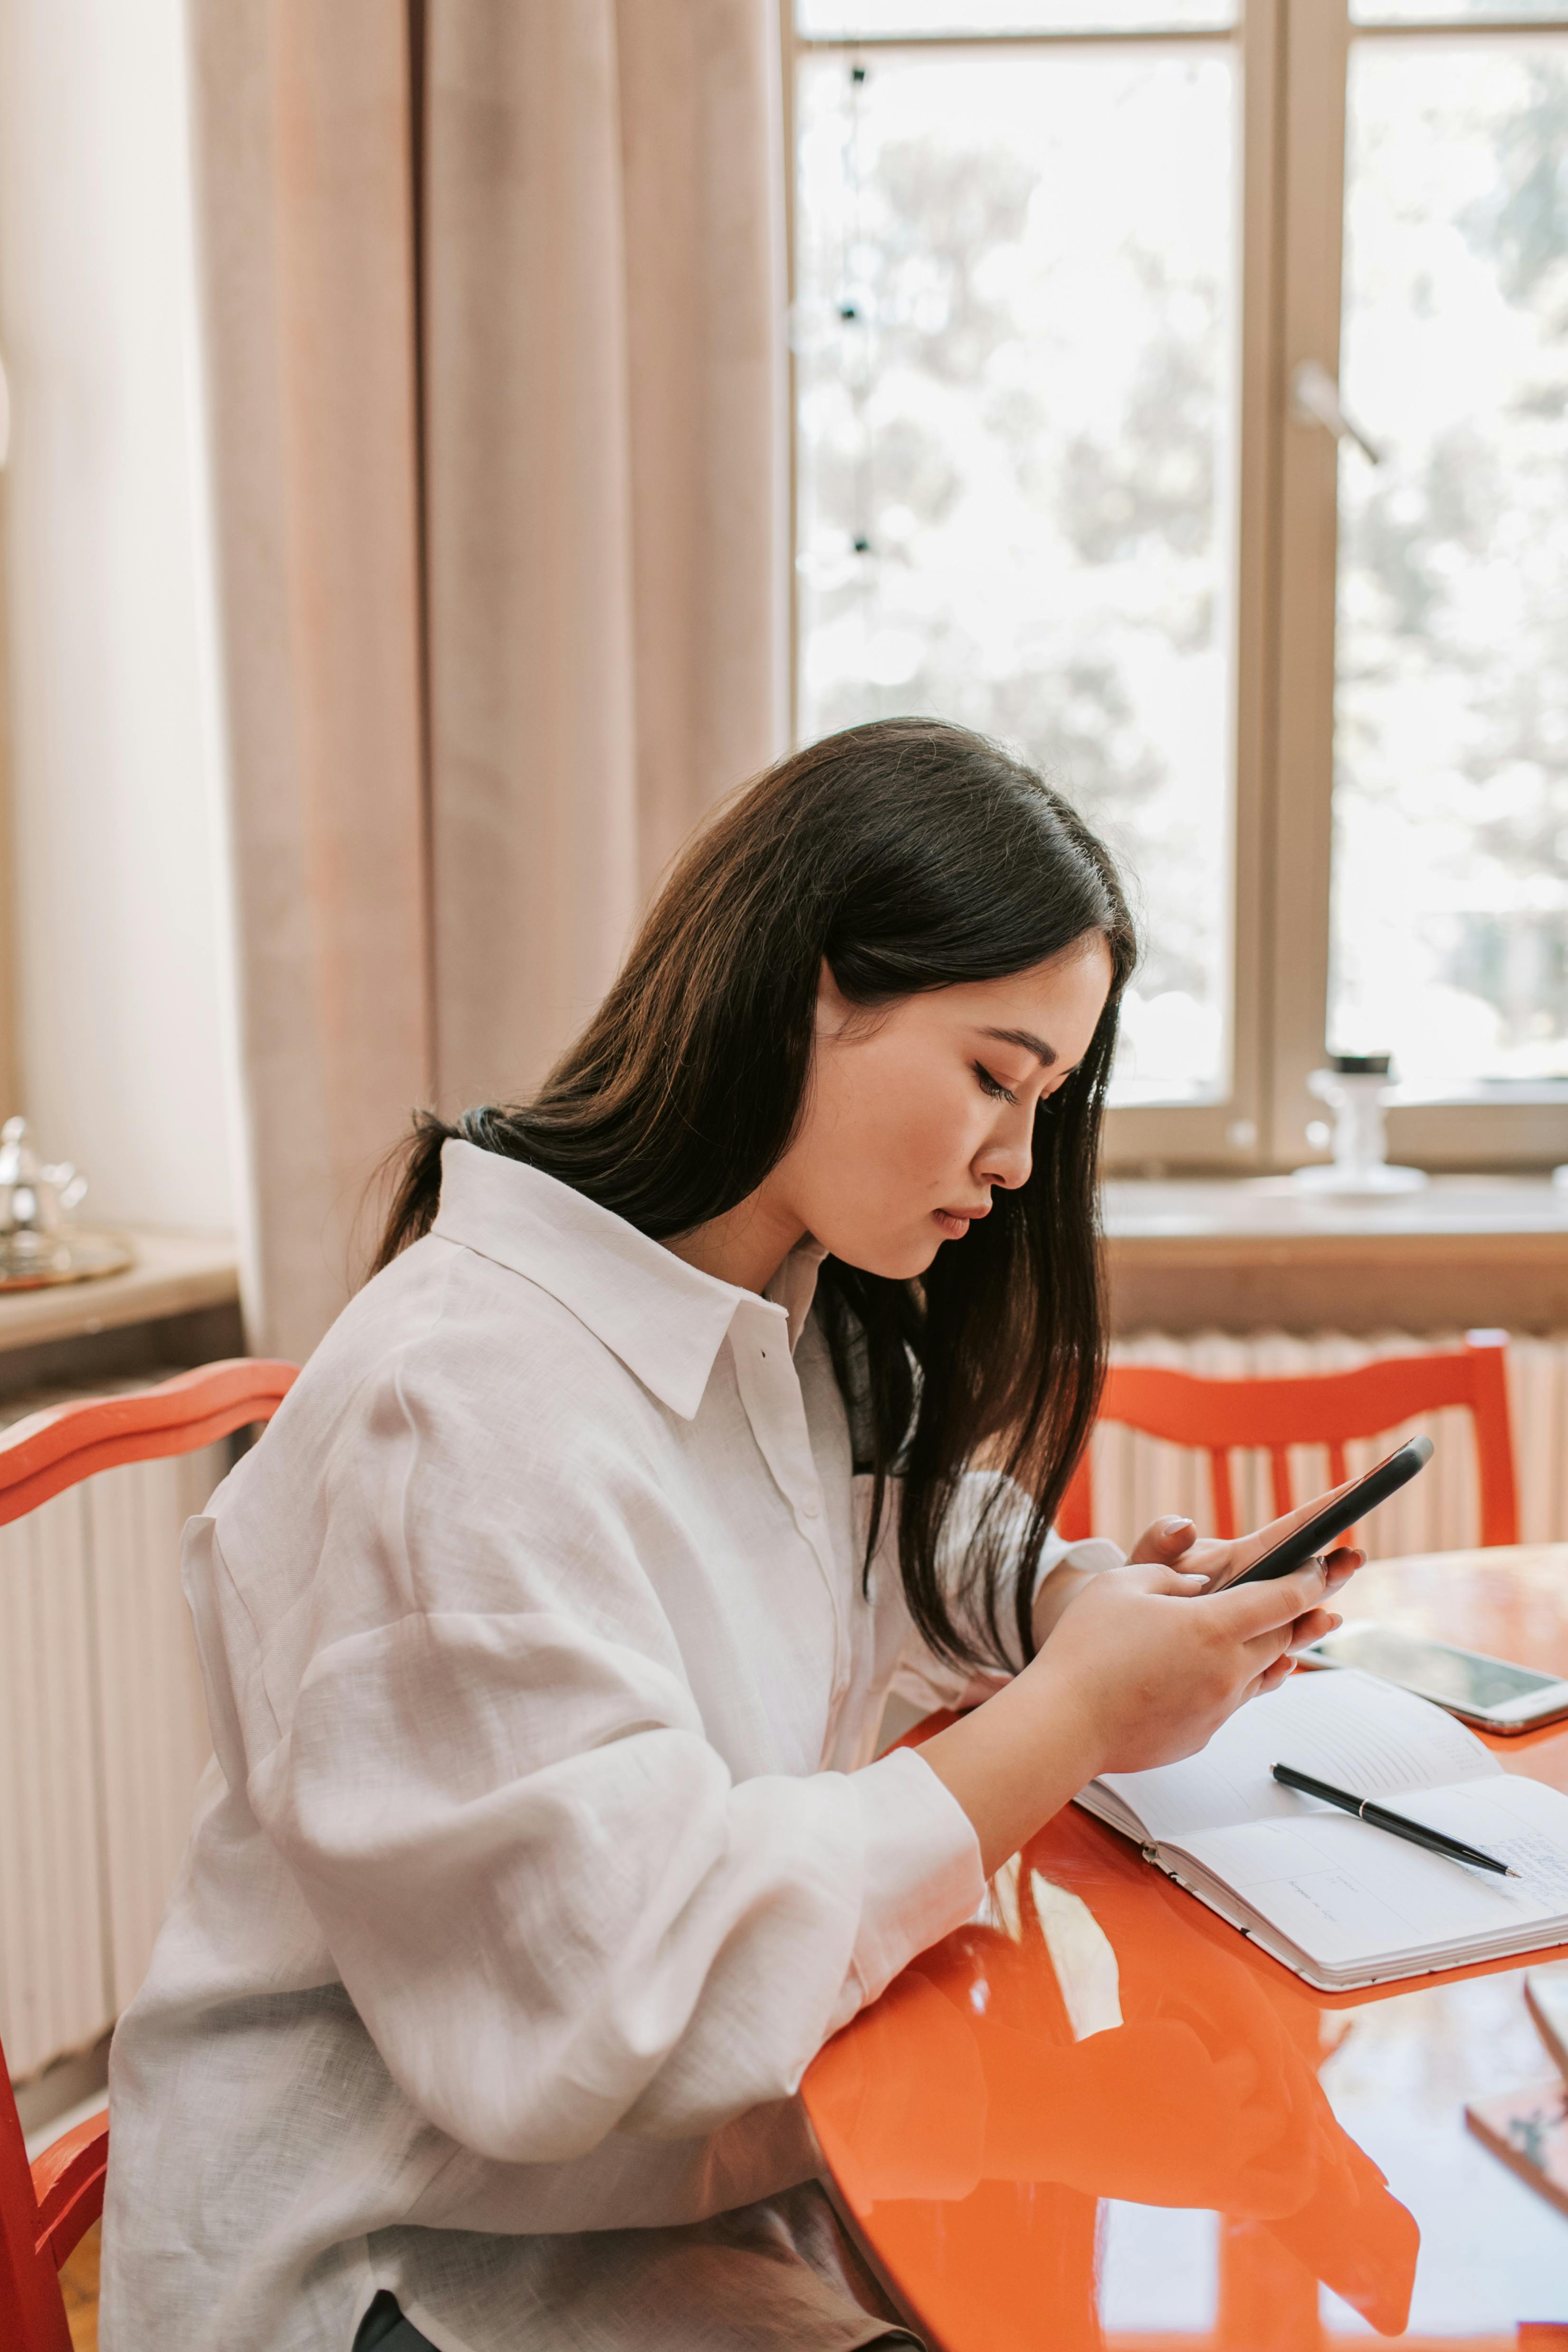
[977,1127,1033,1192]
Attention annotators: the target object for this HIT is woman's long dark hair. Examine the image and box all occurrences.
[373,718,1136,1673]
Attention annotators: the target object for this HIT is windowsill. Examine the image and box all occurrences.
[1109,1086,1568,1113]
[1101,1176,1568,1335]
[1105,1172,1568,1244]
[0,1229,239,1352]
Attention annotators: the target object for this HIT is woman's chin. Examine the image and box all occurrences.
[821,1231,943,1281]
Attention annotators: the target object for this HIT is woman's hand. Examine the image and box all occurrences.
[1032,1484,1364,1650]
[1031,1512,1211,1645]
[1153,1475,1368,1598]
[920,1551,1347,1877]
[1029,1556,1340,1778]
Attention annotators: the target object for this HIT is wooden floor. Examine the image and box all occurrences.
[59,2219,99,2352]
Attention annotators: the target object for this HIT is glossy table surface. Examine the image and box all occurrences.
[803,1549,1568,2350]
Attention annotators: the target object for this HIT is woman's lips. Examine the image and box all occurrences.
[932,1204,990,1239]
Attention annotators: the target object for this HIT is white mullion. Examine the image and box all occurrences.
[1265,0,1352,1169]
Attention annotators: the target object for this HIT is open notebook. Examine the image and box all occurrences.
[1075,1668,1568,1991]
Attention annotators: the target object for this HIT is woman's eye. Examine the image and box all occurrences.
[974,1063,1018,1106]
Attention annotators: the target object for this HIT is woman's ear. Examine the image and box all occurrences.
[816,959,889,1045]
[816,957,853,1037]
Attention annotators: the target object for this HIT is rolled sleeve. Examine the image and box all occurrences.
[836,1745,984,2022]
[1034,1533,1125,1589]
[887,1472,1128,1706]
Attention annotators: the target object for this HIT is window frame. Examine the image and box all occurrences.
[784,0,1568,1173]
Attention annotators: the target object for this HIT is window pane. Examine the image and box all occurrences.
[1329,41,1568,1086]
[1351,2,1568,25]
[797,0,1233,34]
[794,49,1238,1102]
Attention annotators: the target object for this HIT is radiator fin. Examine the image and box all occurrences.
[1,1426,225,2086]
[0,1491,107,2080]
[91,1452,222,2015]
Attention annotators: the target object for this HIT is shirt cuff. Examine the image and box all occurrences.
[839,1745,985,2018]
[1029,1531,1125,1604]
[1044,1537,1124,1581]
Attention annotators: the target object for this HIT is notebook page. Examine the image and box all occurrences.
[1175,1773,1568,1977]
[1090,1668,1499,1846]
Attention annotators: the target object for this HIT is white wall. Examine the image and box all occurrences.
[0,0,240,1236]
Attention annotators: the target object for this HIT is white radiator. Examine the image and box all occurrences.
[1087,1330,1568,1559]
[0,1416,227,2084]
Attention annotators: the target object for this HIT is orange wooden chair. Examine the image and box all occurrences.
[1058,1329,1518,1549]
[0,1357,296,2352]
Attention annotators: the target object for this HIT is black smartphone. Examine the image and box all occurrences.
[1219,1433,1434,1589]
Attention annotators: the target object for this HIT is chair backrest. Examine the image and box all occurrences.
[1058,1330,1518,1550]
[0,1357,297,2352]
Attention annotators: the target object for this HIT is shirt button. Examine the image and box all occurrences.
[800,1489,822,1519]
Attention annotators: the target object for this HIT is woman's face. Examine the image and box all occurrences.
[769,936,1115,1281]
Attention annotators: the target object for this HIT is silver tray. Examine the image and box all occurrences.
[0,1227,136,1292]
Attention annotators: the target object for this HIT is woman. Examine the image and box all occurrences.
[101,719,1349,2352]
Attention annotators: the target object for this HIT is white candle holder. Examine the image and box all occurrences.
[1292,1059,1427,1196]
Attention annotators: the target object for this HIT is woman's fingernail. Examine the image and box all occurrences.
[1160,1516,1195,1535]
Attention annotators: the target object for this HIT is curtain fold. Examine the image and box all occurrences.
[187,0,786,1357]
[187,1,432,1364]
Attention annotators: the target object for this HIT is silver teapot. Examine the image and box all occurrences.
[0,1117,88,1242]
[0,1118,131,1288]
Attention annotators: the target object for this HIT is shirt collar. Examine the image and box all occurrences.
[429,1141,824,1419]
[765,1233,829,1352]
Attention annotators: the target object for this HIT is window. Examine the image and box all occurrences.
[786,0,1568,1171]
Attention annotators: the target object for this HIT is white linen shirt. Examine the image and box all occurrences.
[99,1144,1114,2352]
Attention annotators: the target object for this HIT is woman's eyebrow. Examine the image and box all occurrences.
[980,1025,1057,1067]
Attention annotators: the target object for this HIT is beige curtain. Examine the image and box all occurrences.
[187,0,787,1362]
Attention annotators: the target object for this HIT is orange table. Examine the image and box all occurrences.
[804,1549,1568,2351]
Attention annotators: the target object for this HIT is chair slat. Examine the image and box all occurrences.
[1208,1448,1238,1540]
[31,2113,108,2272]
[1269,1448,1292,1520]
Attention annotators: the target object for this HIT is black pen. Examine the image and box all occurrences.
[1272,1762,1521,1878]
